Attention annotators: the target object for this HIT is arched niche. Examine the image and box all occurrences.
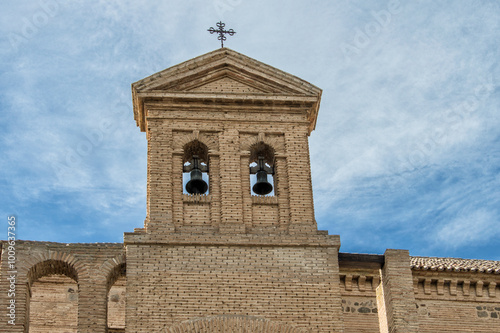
[183,140,210,195]
[249,141,276,196]
[27,260,79,332]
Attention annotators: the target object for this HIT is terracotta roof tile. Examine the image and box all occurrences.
[411,256,500,274]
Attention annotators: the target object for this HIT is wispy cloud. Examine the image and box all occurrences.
[433,208,499,249]
[1,1,499,260]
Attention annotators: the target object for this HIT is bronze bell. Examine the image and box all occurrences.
[251,157,273,195]
[253,170,273,195]
[185,156,208,194]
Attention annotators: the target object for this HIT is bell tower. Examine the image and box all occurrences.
[124,48,343,332]
[130,48,323,237]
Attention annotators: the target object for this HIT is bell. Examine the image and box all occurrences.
[252,169,273,195]
[185,157,208,194]
[186,168,208,194]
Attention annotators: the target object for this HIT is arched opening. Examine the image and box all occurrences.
[249,142,275,196]
[107,263,126,333]
[182,140,209,195]
[27,260,79,333]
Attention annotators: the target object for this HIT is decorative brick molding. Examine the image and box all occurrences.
[239,132,285,156]
[164,315,307,333]
[413,275,499,300]
[174,131,218,156]
[340,274,380,293]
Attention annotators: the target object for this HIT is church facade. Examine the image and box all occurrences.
[1,48,499,333]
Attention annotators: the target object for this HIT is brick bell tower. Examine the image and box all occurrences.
[125,48,343,332]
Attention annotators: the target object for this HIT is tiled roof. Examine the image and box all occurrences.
[411,256,500,274]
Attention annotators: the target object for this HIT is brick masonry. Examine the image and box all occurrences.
[1,48,499,332]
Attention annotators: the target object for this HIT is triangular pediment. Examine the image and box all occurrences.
[132,48,322,133]
[132,48,321,95]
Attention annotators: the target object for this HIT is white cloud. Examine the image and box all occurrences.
[433,209,499,249]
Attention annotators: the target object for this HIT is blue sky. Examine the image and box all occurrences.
[1,1,499,260]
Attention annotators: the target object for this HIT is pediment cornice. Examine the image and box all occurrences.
[132,48,322,133]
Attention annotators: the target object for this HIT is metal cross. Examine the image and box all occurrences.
[208,21,236,48]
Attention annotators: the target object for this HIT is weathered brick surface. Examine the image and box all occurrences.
[108,276,126,330]
[29,275,78,332]
[125,243,341,332]
[342,296,379,333]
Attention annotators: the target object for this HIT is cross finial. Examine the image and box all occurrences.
[208,21,236,48]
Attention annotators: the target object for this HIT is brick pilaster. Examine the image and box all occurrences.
[77,275,108,333]
[219,128,244,233]
[284,128,316,234]
[146,121,174,234]
[378,249,419,333]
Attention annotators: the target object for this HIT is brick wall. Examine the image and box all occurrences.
[124,238,342,332]
[29,275,78,332]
